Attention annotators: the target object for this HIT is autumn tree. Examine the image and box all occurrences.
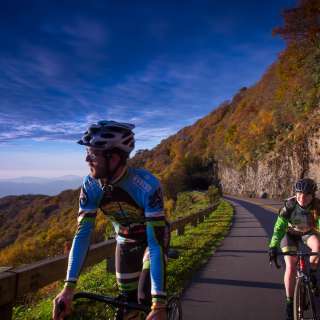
[273,0,320,47]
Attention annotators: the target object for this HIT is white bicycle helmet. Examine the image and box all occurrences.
[78,120,135,154]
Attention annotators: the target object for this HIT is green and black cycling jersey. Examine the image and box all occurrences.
[269,196,320,248]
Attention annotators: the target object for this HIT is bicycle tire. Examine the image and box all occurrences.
[293,277,317,320]
[167,295,182,320]
[305,282,317,320]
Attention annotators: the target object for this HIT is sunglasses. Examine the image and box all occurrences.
[86,148,113,161]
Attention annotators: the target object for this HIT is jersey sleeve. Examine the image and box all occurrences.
[144,179,167,303]
[78,175,103,218]
[65,176,103,286]
[269,214,288,248]
[269,198,296,248]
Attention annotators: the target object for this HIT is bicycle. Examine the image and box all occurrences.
[271,251,320,320]
[57,291,182,320]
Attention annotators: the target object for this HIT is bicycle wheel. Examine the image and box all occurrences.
[167,295,182,320]
[293,277,317,320]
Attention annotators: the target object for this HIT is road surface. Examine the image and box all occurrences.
[181,196,286,319]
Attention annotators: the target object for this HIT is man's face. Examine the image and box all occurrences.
[85,148,121,179]
[296,192,313,208]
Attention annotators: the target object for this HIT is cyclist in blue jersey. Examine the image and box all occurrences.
[53,120,169,320]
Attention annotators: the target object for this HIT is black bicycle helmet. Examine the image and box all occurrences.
[294,178,318,194]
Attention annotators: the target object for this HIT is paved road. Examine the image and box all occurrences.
[181,196,286,320]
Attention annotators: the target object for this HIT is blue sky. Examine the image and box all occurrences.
[0,0,295,179]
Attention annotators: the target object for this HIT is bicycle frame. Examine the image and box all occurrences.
[274,251,319,320]
[296,254,310,282]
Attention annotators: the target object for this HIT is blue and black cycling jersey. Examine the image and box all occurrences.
[65,166,167,300]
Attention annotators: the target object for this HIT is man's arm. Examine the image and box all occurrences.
[65,176,103,287]
[144,182,167,305]
[53,175,102,320]
[146,218,167,303]
[64,213,96,287]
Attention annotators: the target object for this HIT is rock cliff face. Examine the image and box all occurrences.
[219,119,320,199]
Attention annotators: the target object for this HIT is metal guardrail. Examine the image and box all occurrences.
[0,203,219,319]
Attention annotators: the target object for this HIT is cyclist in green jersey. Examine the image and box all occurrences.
[269,178,320,320]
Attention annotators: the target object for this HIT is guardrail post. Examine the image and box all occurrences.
[0,271,16,320]
[177,225,185,236]
[107,255,115,273]
[0,303,13,320]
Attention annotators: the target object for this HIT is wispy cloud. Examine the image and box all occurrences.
[0,1,285,153]
[0,38,282,149]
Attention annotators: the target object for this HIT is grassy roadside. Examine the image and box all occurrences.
[167,199,233,294]
[13,199,233,319]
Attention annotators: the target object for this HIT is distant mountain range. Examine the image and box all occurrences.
[0,175,83,197]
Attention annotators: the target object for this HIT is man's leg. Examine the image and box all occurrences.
[115,241,146,319]
[138,248,152,306]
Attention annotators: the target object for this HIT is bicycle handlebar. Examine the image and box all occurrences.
[73,292,150,312]
[277,252,320,257]
[270,251,320,269]
[55,291,150,317]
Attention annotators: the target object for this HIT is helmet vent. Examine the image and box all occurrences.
[101,133,115,139]
[122,132,131,138]
[94,141,106,146]
[89,127,100,134]
[109,126,124,133]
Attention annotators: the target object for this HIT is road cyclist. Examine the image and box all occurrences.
[269,178,320,320]
[52,120,170,320]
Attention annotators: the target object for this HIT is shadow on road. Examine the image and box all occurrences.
[227,235,268,238]
[193,277,284,290]
[216,249,268,254]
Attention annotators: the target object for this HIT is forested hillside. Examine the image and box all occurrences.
[0,189,112,266]
[131,0,320,198]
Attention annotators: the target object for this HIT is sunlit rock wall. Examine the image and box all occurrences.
[219,126,320,200]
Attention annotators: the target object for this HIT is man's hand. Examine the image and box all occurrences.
[52,287,75,320]
[268,247,278,265]
[146,302,167,320]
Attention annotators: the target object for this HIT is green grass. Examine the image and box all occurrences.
[13,200,233,319]
[170,191,210,220]
[167,200,233,294]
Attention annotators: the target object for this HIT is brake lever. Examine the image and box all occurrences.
[269,254,281,269]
